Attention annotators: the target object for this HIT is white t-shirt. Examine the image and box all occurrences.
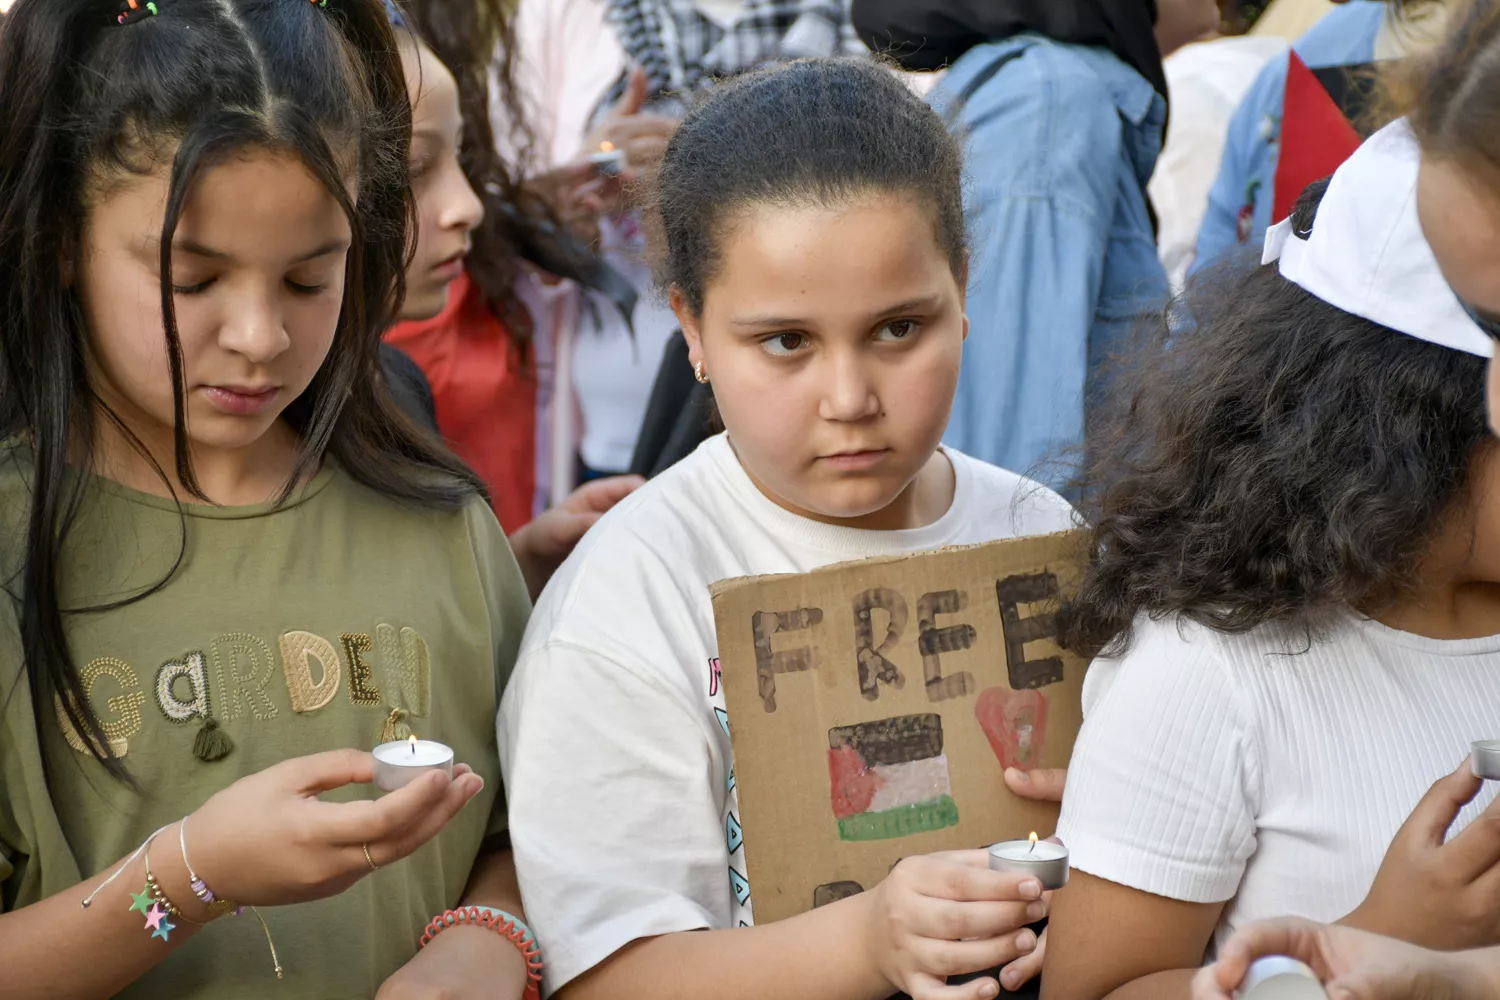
[1056,612,1500,955]
[499,434,1074,995]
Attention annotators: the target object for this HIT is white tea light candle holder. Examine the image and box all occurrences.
[987,834,1069,891]
[1472,740,1500,780]
[372,736,454,792]
[1235,956,1326,999]
[588,142,625,177]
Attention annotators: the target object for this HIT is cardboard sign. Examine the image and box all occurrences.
[711,530,1089,924]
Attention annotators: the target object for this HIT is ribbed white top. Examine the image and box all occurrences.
[1057,612,1500,952]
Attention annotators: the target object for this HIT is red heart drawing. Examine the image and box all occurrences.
[974,687,1049,771]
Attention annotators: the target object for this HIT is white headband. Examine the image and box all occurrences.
[1261,118,1494,360]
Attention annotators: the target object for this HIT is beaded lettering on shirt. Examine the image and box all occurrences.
[374,623,431,716]
[53,657,146,756]
[341,633,382,706]
[211,632,279,721]
[84,658,149,741]
[55,623,435,757]
[279,631,342,713]
[155,651,211,723]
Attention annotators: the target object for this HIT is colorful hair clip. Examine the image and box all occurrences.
[382,0,406,27]
[309,0,328,7]
[116,0,157,24]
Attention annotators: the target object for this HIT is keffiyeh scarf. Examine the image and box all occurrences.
[598,0,858,115]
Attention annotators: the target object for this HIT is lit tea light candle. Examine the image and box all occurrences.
[588,140,625,177]
[1472,740,1500,780]
[1234,956,1326,999]
[372,734,454,792]
[987,832,1069,890]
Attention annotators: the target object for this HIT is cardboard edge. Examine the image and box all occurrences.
[707,528,1088,599]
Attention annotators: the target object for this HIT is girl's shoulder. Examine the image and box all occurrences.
[1087,610,1433,719]
[530,437,738,610]
[941,448,1078,540]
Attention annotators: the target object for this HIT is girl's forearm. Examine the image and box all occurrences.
[461,845,526,916]
[560,894,893,1000]
[0,831,214,999]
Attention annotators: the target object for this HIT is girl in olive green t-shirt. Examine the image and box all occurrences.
[0,0,564,996]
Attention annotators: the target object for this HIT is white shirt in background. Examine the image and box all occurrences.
[1057,613,1500,956]
[1150,35,1287,291]
[572,215,679,474]
[506,0,625,172]
[499,434,1075,995]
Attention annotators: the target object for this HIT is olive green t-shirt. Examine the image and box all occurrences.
[0,453,531,998]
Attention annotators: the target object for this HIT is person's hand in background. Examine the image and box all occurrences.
[530,70,679,242]
[584,68,679,178]
[509,476,645,599]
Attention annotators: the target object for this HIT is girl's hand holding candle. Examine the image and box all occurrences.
[988,832,1070,891]
[859,850,1050,998]
[373,735,455,793]
[1471,740,1500,779]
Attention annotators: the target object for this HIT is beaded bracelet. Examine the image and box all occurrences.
[79,820,283,980]
[179,817,283,978]
[143,836,206,931]
[180,817,243,918]
[421,906,543,998]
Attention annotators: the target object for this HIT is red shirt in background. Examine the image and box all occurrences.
[385,271,538,534]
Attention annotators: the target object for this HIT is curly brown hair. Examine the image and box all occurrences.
[1059,180,1491,661]
[400,0,555,342]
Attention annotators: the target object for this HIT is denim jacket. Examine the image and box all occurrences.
[932,35,1168,488]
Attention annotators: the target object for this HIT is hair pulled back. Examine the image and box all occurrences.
[0,0,481,781]
[648,58,967,314]
[1060,179,1490,660]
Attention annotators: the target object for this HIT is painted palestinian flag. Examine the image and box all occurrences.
[827,713,958,842]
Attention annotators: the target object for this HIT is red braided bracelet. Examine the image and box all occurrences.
[420,906,544,997]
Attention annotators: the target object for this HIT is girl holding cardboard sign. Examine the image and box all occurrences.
[499,59,1076,1000]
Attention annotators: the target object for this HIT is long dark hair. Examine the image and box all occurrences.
[400,0,555,343]
[1060,180,1491,660]
[0,0,482,780]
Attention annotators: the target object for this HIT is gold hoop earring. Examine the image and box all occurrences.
[693,362,709,385]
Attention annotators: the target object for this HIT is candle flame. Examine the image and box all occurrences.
[599,140,615,154]
[1028,832,1038,854]
[408,734,418,754]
